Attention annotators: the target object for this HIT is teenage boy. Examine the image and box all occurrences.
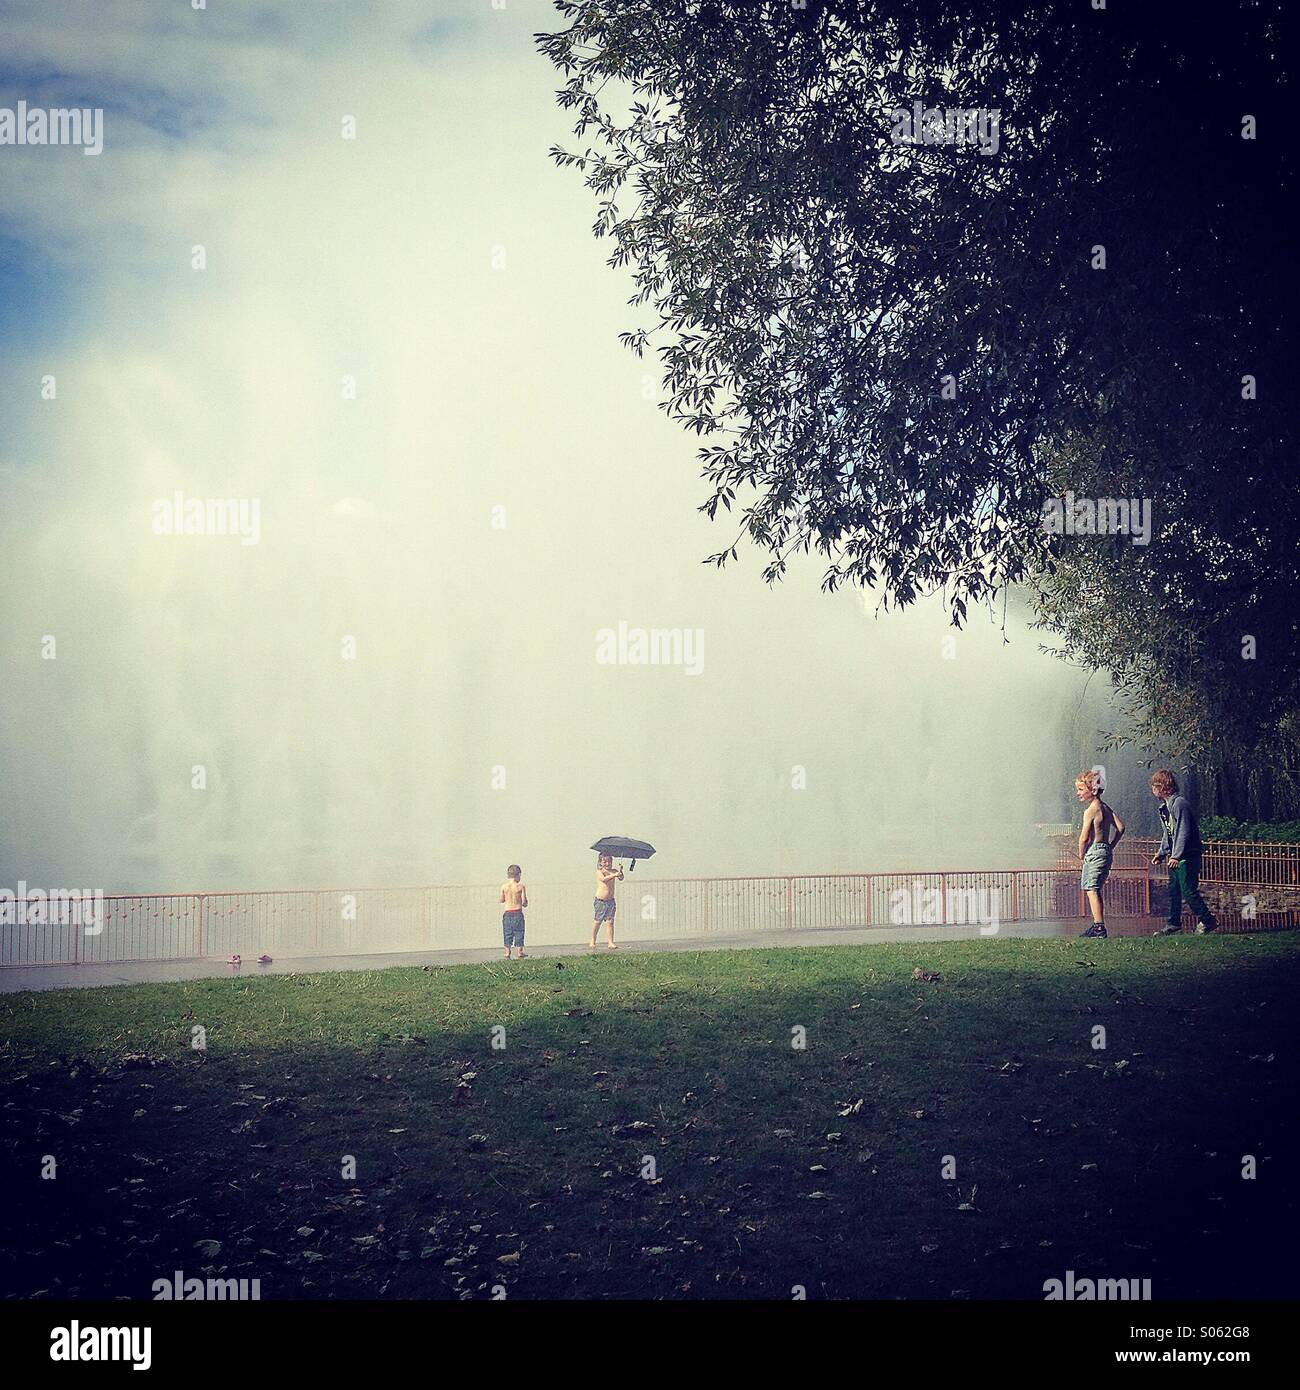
[1150,770,1218,935]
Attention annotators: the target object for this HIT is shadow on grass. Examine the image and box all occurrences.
[2,938,1298,1300]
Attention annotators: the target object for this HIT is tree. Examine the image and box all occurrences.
[538,0,1298,801]
[1031,422,1300,819]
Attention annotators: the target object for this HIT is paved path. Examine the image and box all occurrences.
[0,916,1196,993]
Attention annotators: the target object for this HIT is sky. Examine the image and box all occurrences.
[0,0,1121,894]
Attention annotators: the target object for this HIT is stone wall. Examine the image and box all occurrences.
[1149,876,1300,926]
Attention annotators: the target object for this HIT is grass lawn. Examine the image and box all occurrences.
[2,934,1298,1300]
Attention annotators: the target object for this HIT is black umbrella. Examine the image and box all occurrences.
[590,836,657,872]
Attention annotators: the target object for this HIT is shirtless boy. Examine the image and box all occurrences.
[1076,770,1124,938]
[500,864,528,959]
[591,853,623,950]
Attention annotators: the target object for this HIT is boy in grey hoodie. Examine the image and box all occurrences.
[1150,769,1218,934]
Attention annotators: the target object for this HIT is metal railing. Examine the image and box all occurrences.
[0,866,1169,969]
[1053,835,1300,886]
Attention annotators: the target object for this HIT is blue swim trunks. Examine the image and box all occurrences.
[1081,842,1113,892]
[502,910,525,948]
[593,897,617,923]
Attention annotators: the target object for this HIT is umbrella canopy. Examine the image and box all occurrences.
[591,836,656,871]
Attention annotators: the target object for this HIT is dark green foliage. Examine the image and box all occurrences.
[537,0,1298,803]
[1201,818,1300,845]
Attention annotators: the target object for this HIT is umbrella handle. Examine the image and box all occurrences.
[627,860,635,873]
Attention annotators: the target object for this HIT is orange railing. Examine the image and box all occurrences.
[10,838,1300,970]
[1053,835,1300,886]
[0,866,1167,968]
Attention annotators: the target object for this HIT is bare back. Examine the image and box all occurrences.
[1081,798,1120,850]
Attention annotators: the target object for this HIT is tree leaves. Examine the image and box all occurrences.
[538,1,1297,783]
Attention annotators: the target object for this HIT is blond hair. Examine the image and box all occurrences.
[1075,769,1103,799]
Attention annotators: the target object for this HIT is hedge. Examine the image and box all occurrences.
[1200,817,1300,844]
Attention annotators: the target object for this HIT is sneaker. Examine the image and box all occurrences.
[1079,923,1108,938]
[1195,921,1218,934]
[1155,924,1183,935]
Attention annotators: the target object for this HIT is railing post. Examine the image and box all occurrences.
[703,880,710,933]
[940,874,948,927]
[196,895,205,958]
[1010,871,1019,923]
[785,877,793,930]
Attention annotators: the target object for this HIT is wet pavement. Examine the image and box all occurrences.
[0,915,1230,993]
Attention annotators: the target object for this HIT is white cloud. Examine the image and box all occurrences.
[0,0,1088,900]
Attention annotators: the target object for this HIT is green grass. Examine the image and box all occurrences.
[2,935,1298,1300]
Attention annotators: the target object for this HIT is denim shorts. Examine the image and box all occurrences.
[1081,842,1113,892]
[502,910,525,947]
[592,897,617,923]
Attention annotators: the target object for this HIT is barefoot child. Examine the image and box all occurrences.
[1076,770,1124,938]
[591,853,622,949]
[500,864,528,959]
